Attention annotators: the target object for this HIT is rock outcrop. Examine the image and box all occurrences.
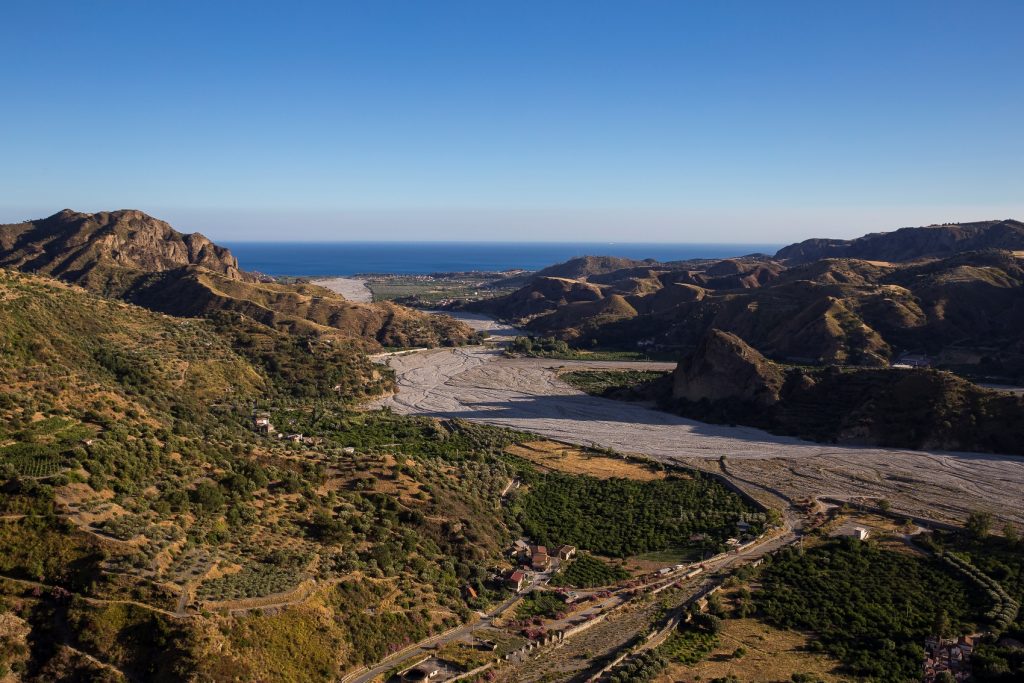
[0,209,250,281]
[672,329,784,406]
[0,209,475,349]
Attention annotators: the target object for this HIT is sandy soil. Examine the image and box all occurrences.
[426,310,523,338]
[374,319,1024,525]
[311,277,373,303]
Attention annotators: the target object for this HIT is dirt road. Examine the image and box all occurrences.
[375,326,1024,525]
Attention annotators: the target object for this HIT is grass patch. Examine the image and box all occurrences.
[561,370,668,396]
[516,591,567,620]
[549,554,629,588]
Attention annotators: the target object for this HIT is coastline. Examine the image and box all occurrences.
[311,277,373,303]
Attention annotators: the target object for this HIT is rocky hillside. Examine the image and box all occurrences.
[775,219,1024,264]
[0,209,250,282]
[0,209,475,348]
[466,226,1024,380]
[672,329,783,407]
[668,328,1024,454]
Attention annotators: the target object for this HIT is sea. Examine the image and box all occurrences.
[222,242,783,276]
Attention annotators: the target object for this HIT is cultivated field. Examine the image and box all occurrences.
[504,440,666,481]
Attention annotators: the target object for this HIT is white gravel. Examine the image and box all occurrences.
[311,277,373,303]
[374,316,1024,524]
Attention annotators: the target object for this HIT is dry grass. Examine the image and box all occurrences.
[657,616,843,683]
[504,440,665,481]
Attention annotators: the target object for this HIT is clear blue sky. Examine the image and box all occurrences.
[2,1,1021,242]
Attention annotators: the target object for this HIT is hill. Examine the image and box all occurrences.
[0,209,475,349]
[666,328,1024,454]
[775,219,1024,264]
[466,236,1024,381]
[0,269,761,681]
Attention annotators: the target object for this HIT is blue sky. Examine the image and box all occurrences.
[1,1,1021,241]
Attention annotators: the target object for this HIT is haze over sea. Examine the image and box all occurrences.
[224,242,783,276]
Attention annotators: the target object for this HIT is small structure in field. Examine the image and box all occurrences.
[252,413,274,435]
[402,664,439,682]
[557,544,576,560]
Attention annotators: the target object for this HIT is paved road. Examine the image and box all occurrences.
[373,318,1024,524]
[347,588,524,683]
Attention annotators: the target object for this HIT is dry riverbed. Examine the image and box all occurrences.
[374,319,1024,525]
[310,277,373,302]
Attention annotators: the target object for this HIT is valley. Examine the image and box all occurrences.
[3,211,1024,682]
[375,321,1024,525]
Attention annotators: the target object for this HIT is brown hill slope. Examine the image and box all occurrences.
[775,219,1024,264]
[471,245,1024,379]
[667,328,1024,454]
[0,208,249,281]
[0,209,474,348]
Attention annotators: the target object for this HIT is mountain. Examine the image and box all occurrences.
[667,328,1024,454]
[775,219,1024,264]
[467,230,1024,380]
[0,269,519,680]
[672,329,784,407]
[0,208,250,283]
[0,209,474,348]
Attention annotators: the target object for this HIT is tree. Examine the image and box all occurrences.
[1003,522,1019,544]
[966,510,993,539]
[933,609,950,639]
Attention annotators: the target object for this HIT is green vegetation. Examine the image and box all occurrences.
[365,273,519,305]
[549,553,629,588]
[516,591,567,620]
[506,336,664,361]
[757,539,985,681]
[515,472,762,557]
[606,649,668,683]
[605,616,721,683]
[561,369,667,397]
[659,623,719,664]
[924,530,1024,681]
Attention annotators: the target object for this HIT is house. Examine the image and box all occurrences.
[462,584,478,600]
[283,433,303,443]
[557,544,576,561]
[252,414,274,434]
[506,570,528,591]
[531,551,550,571]
[849,526,870,541]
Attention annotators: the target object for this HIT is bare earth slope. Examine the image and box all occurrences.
[0,209,474,348]
[376,332,1024,525]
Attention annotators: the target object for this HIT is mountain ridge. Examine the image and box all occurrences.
[0,209,475,349]
[775,218,1024,264]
